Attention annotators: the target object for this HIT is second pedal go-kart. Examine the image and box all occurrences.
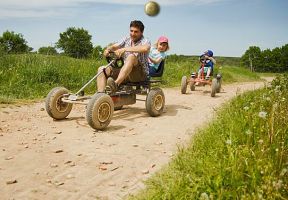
[180,57,222,97]
[45,52,165,130]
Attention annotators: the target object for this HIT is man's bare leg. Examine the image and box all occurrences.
[96,66,112,92]
[115,54,138,85]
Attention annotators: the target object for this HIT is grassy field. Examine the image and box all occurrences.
[130,73,288,200]
[0,54,260,103]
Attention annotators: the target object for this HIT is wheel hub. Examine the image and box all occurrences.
[97,102,111,123]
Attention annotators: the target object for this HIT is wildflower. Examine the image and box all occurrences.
[243,106,249,111]
[200,192,209,200]
[258,111,267,119]
[275,148,279,152]
[258,139,263,144]
[226,139,232,145]
[273,180,283,190]
[275,85,281,90]
[245,130,252,135]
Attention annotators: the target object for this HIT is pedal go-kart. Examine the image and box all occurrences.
[45,52,165,130]
[180,59,222,97]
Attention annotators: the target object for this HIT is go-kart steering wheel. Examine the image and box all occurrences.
[106,51,124,69]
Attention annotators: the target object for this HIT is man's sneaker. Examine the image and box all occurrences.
[106,77,118,94]
[205,76,210,80]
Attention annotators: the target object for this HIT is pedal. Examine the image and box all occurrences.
[68,94,78,101]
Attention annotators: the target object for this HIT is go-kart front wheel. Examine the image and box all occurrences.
[181,76,188,94]
[146,88,165,117]
[86,93,114,130]
[45,87,73,120]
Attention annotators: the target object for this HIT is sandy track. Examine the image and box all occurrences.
[0,79,271,200]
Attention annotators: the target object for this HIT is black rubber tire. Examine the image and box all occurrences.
[146,88,165,117]
[45,87,72,120]
[86,93,114,130]
[216,79,222,93]
[181,76,187,94]
[189,78,196,91]
[211,78,217,97]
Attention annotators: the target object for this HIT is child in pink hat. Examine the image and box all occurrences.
[148,36,169,76]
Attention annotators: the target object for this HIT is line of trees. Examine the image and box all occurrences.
[1,27,288,73]
[0,27,104,59]
[241,44,288,72]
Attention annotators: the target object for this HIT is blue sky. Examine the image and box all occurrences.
[0,0,287,57]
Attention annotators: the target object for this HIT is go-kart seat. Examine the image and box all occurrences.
[149,60,165,78]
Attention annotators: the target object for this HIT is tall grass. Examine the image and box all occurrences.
[132,74,288,199]
[0,54,105,103]
[0,54,260,103]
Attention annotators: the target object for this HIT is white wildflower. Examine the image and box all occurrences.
[258,139,263,144]
[226,139,232,145]
[258,111,267,119]
[243,106,249,111]
[245,130,252,135]
[200,192,209,200]
[273,180,283,190]
[275,85,281,90]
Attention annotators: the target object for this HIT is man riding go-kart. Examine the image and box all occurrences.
[45,20,165,130]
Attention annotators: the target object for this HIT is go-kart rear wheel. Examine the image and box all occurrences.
[181,76,188,94]
[45,87,72,120]
[189,78,196,91]
[211,78,217,97]
[86,93,114,130]
[216,79,222,93]
[146,88,165,117]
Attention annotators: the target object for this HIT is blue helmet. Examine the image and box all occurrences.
[205,50,213,57]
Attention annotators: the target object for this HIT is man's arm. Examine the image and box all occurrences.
[103,43,121,57]
[115,44,150,57]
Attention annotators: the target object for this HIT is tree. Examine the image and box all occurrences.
[0,30,32,53]
[38,46,58,55]
[241,44,288,72]
[56,27,93,58]
[92,45,103,60]
[241,46,261,71]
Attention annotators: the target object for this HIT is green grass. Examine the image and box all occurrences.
[0,54,105,103]
[162,57,260,87]
[0,54,260,103]
[130,74,288,200]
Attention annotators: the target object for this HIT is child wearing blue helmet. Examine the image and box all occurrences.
[197,50,216,80]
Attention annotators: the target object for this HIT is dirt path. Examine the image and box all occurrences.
[0,79,272,200]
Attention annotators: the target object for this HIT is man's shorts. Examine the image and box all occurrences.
[110,62,147,83]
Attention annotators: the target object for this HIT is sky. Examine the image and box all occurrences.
[0,0,287,57]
